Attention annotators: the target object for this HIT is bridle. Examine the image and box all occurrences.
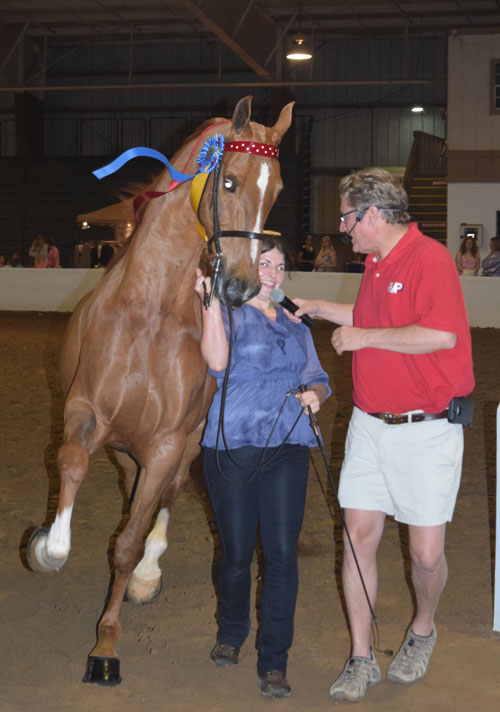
[91,131,281,307]
[189,138,280,307]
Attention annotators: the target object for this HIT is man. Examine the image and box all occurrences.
[292,168,474,702]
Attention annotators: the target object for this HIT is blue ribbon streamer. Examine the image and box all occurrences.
[93,136,225,182]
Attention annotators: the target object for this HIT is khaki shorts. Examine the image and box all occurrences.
[338,407,464,526]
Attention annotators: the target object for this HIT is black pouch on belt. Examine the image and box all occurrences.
[447,397,473,426]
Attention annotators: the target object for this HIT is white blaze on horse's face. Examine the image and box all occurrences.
[251,162,271,258]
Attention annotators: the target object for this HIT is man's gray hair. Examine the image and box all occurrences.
[339,167,409,225]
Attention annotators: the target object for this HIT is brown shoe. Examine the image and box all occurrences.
[209,642,239,667]
[259,670,291,698]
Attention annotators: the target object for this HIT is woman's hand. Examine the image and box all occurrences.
[195,268,211,302]
[295,384,327,415]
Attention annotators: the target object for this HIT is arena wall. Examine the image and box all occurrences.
[0,269,498,328]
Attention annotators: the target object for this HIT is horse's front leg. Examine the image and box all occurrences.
[27,406,96,572]
[126,424,204,605]
[84,444,186,685]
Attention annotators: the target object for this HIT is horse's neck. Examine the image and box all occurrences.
[115,186,202,306]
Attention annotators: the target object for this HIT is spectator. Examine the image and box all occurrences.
[0,255,6,268]
[455,236,480,275]
[91,240,115,268]
[481,236,500,276]
[313,235,337,272]
[29,234,48,268]
[46,238,61,268]
[71,241,91,268]
[9,252,24,268]
[296,234,316,271]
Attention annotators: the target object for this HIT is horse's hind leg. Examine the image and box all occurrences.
[126,426,203,605]
[27,406,96,573]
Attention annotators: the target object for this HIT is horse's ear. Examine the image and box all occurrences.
[270,102,295,146]
[232,96,253,134]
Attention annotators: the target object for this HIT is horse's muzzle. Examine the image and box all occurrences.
[219,276,260,308]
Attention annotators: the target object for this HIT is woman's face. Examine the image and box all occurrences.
[465,237,474,250]
[305,235,313,246]
[257,247,285,301]
[321,236,330,247]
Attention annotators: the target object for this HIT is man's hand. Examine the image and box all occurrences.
[331,326,365,355]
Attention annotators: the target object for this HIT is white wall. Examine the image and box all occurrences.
[448,34,500,150]
[1,269,499,328]
[448,183,500,262]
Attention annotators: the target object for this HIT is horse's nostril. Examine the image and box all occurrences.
[221,277,260,307]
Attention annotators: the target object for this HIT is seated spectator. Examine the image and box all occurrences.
[455,236,480,275]
[481,236,500,276]
[29,234,48,268]
[296,234,316,271]
[8,252,24,268]
[313,235,337,272]
[46,238,61,268]
[0,255,6,268]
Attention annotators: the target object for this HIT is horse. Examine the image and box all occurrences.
[26,96,294,685]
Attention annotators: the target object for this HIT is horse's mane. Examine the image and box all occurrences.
[104,117,229,272]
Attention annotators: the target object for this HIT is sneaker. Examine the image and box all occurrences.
[209,642,239,667]
[329,653,381,702]
[259,670,291,698]
[386,628,437,684]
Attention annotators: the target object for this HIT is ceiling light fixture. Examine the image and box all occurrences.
[286,0,312,61]
[286,33,312,61]
[411,105,424,113]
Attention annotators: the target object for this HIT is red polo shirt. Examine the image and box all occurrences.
[352,223,474,413]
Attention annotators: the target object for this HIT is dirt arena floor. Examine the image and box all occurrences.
[0,311,499,712]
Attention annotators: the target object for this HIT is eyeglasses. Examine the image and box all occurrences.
[339,208,365,223]
[340,205,398,222]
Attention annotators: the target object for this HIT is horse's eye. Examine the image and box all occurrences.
[223,177,236,192]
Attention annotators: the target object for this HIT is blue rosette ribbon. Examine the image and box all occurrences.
[92,134,225,182]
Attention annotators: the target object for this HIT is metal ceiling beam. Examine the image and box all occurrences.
[0,78,445,93]
[177,0,280,81]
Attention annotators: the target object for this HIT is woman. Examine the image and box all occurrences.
[195,236,330,699]
[296,233,316,271]
[46,238,61,268]
[455,236,480,275]
[481,236,500,276]
[29,234,48,268]
[313,235,337,272]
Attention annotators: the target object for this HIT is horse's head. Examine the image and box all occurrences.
[198,96,294,307]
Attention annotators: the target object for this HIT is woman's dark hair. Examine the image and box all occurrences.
[260,234,291,270]
[261,234,286,255]
[490,236,500,252]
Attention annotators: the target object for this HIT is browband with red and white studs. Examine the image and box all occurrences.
[224,141,279,159]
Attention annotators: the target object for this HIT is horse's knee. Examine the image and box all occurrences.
[58,441,89,485]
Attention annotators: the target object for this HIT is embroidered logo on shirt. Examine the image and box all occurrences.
[388,281,404,293]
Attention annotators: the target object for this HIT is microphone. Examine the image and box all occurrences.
[270,288,314,328]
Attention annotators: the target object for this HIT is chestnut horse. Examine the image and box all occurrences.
[27,96,294,685]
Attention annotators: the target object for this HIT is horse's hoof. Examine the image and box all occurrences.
[83,656,121,686]
[26,526,68,573]
[125,574,162,606]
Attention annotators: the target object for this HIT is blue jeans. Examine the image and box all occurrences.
[203,444,309,675]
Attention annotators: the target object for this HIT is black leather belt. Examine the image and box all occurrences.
[367,410,449,425]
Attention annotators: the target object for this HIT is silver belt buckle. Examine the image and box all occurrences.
[383,412,405,425]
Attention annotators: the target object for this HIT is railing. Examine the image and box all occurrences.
[403,130,447,194]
